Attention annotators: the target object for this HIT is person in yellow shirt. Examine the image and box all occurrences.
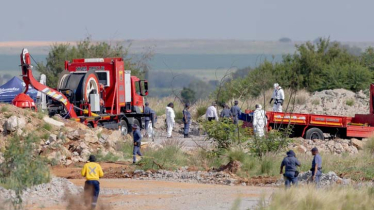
[81,155,104,209]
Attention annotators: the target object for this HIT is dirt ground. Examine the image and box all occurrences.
[26,179,273,210]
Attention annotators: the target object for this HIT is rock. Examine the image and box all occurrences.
[49,134,57,143]
[351,138,364,150]
[84,133,99,144]
[43,116,64,127]
[5,116,26,132]
[65,159,72,166]
[67,130,80,140]
[356,90,366,99]
[295,145,307,153]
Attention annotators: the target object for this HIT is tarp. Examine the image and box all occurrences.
[0,76,38,103]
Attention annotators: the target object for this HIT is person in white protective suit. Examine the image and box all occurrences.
[270,83,285,112]
[165,102,175,138]
[253,104,267,137]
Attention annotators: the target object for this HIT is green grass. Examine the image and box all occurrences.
[42,123,52,131]
[95,151,121,162]
[311,99,320,105]
[1,104,9,112]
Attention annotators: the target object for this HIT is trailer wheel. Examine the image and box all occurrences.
[305,128,324,140]
[120,120,128,136]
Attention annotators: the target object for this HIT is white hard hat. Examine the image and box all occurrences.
[274,83,279,88]
[255,104,262,109]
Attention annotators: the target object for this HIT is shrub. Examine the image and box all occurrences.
[138,144,188,171]
[0,134,51,206]
[346,99,355,106]
[295,95,307,105]
[249,130,293,157]
[196,106,207,119]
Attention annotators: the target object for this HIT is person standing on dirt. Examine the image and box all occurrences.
[132,124,143,163]
[280,150,300,188]
[311,147,322,187]
[220,104,232,119]
[183,103,191,138]
[230,100,241,124]
[81,155,104,209]
[166,102,175,138]
[206,102,219,121]
[144,102,152,137]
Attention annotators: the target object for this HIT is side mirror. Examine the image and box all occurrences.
[139,80,148,96]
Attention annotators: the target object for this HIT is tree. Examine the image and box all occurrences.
[180,87,196,104]
[36,37,149,87]
[279,37,292,43]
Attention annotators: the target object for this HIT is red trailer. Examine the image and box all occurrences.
[244,85,374,140]
[14,49,149,135]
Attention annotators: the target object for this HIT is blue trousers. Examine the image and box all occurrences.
[184,123,190,135]
[284,172,298,188]
[312,171,322,187]
[84,180,100,208]
[133,146,142,163]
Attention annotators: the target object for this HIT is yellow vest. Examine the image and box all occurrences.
[81,162,104,180]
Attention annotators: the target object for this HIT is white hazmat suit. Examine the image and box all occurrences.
[166,106,175,137]
[271,83,285,112]
[253,105,267,137]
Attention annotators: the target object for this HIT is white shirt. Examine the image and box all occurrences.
[206,106,219,121]
[166,107,175,123]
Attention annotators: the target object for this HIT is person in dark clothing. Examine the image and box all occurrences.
[143,102,152,137]
[182,103,191,138]
[220,104,232,119]
[280,150,301,188]
[132,124,142,163]
[230,100,241,124]
[311,147,322,187]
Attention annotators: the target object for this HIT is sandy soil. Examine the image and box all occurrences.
[26,179,273,210]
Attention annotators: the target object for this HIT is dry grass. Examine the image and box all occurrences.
[257,186,374,210]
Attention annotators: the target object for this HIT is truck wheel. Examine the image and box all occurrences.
[305,128,324,140]
[119,120,128,136]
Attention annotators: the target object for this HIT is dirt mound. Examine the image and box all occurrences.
[0,104,129,166]
[293,89,369,117]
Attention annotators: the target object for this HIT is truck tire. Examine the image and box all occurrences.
[119,120,128,136]
[305,128,324,140]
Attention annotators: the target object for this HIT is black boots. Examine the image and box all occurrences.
[184,134,189,138]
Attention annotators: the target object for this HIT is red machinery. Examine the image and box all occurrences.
[243,84,374,139]
[15,48,148,135]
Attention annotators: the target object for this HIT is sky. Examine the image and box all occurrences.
[1,0,374,42]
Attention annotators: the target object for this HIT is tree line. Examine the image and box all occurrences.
[217,38,374,103]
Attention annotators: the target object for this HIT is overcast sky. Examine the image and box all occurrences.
[1,0,373,42]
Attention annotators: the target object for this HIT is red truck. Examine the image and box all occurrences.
[14,48,149,135]
[242,85,374,140]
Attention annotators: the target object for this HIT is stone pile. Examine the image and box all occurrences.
[132,167,238,185]
[293,89,369,117]
[290,138,365,155]
[297,171,351,186]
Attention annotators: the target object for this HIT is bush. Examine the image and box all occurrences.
[95,151,120,162]
[1,105,9,112]
[138,144,188,171]
[311,99,320,105]
[249,130,293,157]
[195,106,207,119]
[202,119,249,149]
[0,134,51,206]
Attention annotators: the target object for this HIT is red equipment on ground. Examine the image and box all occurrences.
[14,48,149,135]
[244,84,374,139]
